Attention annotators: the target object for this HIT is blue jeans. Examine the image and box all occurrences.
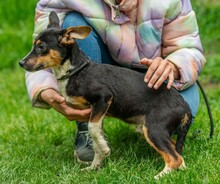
[62,12,200,118]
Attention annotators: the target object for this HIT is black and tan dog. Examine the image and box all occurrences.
[20,11,192,179]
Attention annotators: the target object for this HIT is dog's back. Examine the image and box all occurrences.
[66,61,191,125]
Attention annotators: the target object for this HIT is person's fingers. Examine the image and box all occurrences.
[144,61,159,83]
[72,108,92,117]
[140,58,153,83]
[167,72,174,89]
[140,58,153,67]
[142,58,176,89]
[64,108,91,121]
[40,89,64,104]
[144,57,167,85]
[53,101,91,121]
[53,93,65,103]
[153,67,172,89]
[148,62,169,87]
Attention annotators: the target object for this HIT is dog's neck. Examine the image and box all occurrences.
[53,43,90,80]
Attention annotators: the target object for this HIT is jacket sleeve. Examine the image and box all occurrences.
[162,0,206,90]
[25,0,69,109]
[25,70,60,109]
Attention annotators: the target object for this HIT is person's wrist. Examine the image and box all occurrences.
[173,65,180,80]
[40,89,56,104]
[168,61,180,80]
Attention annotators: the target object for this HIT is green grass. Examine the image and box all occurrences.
[0,0,37,69]
[191,0,220,83]
[0,0,220,183]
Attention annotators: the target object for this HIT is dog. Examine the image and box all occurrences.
[19,11,192,179]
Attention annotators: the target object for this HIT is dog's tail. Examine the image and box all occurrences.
[175,112,192,155]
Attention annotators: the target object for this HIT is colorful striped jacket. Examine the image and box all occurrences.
[26,0,206,108]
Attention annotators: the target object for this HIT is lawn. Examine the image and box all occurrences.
[0,0,220,183]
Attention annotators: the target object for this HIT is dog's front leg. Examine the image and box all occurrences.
[82,94,113,171]
[88,120,110,170]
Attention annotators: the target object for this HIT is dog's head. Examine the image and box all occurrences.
[19,11,91,72]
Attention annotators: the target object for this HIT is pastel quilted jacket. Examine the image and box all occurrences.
[26,0,206,108]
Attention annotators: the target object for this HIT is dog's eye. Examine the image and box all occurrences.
[38,43,46,50]
[36,42,47,54]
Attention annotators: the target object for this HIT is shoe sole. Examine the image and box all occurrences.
[74,150,92,165]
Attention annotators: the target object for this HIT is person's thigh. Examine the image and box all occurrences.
[62,11,114,65]
[179,83,200,119]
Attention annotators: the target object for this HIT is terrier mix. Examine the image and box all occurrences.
[20,11,192,179]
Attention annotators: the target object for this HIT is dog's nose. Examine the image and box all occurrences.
[19,60,25,67]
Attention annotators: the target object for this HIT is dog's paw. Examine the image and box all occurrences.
[80,166,93,172]
[154,166,172,180]
[102,147,111,157]
[80,165,100,172]
[74,150,91,165]
[178,160,186,170]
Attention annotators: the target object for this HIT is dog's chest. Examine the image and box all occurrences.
[58,79,90,110]
[57,79,71,102]
[58,79,68,98]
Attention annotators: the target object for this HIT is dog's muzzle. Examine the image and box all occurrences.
[19,60,26,68]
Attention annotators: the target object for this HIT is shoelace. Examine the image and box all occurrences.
[77,131,93,149]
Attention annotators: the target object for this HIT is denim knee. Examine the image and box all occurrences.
[61,12,113,64]
[62,12,101,62]
[62,12,90,28]
[179,83,200,118]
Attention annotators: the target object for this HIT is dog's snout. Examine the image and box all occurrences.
[19,60,25,67]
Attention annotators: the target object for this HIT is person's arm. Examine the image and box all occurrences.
[25,69,59,109]
[161,0,206,90]
[141,0,205,91]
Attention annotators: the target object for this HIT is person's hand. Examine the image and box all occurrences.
[40,89,91,121]
[140,57,180,90]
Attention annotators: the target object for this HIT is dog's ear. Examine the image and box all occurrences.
[60,26,92,45]
[47,11,60,28]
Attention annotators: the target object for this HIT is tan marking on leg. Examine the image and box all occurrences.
[170,139,176,146]
[90,112,103,123]
[135,123,144,134]
[90,96,113,123]
[83,97,113,170]
[86,115,110,170]
[170,138,178,151]
[143,126,185,180]
[181,113,189,127]
[171,138,184,153]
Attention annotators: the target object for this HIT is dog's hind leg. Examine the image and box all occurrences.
[176,113,192,155]
[142,123,185,180]
[82,94,113,171]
